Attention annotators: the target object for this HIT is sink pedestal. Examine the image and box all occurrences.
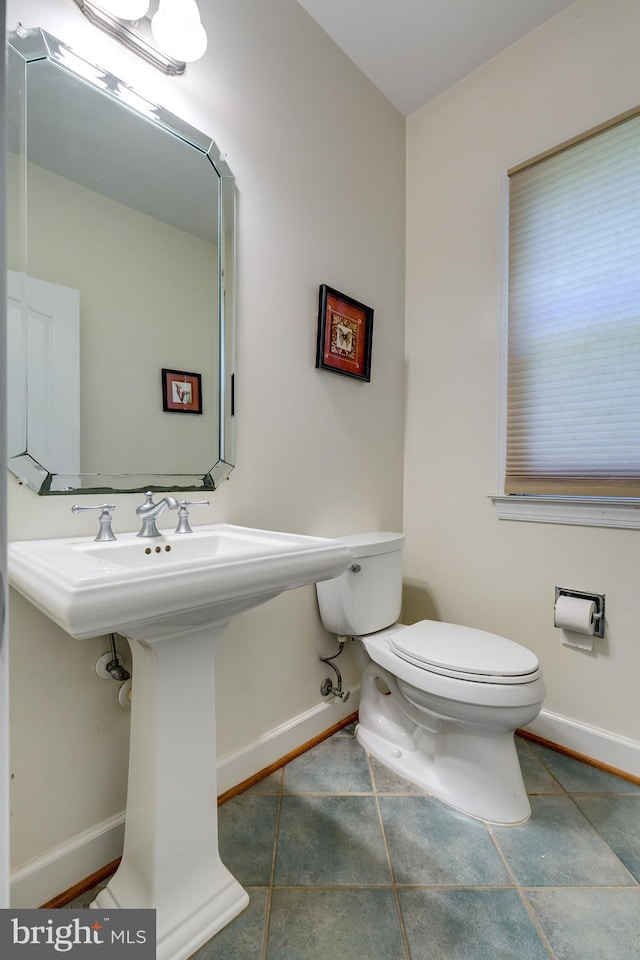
[91,621,248,960]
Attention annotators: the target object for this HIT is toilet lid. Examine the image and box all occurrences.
[389,621,541,684]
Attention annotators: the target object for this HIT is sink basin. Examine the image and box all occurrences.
[8,522,352,639]
[8,523,351,960]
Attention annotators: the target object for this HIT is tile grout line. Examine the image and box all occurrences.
[528,739,640,888]
[564,793,640,888]
[485,819,558,960]
[266,882,546,891]
[367,752,413,960]
[261,771,284,960]
[260,888,273,960]
[526,741,640,797]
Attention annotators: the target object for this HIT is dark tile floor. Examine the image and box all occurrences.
[69,725,640,960]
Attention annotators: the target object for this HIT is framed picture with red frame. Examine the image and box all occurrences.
[315,284,374,382]
[161,368,202,414]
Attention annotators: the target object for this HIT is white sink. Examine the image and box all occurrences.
[8,522,351,639]
[8,523,351,960]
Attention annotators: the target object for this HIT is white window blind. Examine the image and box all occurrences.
[506,110,640,497]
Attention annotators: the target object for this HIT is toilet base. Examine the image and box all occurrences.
[357,662,532,825]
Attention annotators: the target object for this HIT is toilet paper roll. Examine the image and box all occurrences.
[555,595,596,650]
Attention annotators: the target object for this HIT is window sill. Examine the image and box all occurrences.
[490,495,640,530]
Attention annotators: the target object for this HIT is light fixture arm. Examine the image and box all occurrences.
[72,0,187,75]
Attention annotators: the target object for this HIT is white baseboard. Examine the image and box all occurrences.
[216,687,360,795]
[10,691,359,908]
[10,812,125,908]
[524,708,640,778]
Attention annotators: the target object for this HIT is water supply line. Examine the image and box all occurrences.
[95,635,131,710]
[96,634,131,682]
[106,633,131,681]
[319,639,350,702]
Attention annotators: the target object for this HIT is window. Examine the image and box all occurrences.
[505,109,640,499]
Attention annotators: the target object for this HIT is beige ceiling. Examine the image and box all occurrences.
[295,0,577,115]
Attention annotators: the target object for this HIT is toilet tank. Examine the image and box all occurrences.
[316,532,404,636]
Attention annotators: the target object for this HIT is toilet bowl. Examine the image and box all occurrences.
[316,532,545,825]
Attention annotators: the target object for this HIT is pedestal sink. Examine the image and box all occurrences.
[9,523,351,960]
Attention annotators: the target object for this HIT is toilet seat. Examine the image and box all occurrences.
[389,620,541,685]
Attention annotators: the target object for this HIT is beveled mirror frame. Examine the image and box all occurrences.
[6,27,236,495]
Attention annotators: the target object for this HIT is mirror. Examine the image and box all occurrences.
[6,27,235,495]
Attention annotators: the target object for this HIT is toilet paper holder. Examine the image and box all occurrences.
[554,586,605,639]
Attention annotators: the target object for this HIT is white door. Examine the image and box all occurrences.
[7,270,80,475]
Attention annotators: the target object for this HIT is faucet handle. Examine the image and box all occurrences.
[175,499,210,534]
[71,503,117,542]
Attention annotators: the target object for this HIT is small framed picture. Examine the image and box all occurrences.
[315,284,374,382]
[162,368,202,414]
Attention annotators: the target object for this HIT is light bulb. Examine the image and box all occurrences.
[97,0,150,19]
[151,0,207,63]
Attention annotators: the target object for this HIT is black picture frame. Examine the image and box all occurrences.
[315,284,374,382]
[161,368,203,414]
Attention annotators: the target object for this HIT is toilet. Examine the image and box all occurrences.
[316,532,545,825]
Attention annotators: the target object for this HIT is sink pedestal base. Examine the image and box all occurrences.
[91,621,248,960]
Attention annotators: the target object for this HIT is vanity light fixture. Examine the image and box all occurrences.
[73,0,208,75]
[151,0,208,63]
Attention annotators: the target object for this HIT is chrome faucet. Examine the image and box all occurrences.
[136,492,179,538]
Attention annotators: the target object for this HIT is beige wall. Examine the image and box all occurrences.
[405,0,640,761]
[7,0,405,882]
